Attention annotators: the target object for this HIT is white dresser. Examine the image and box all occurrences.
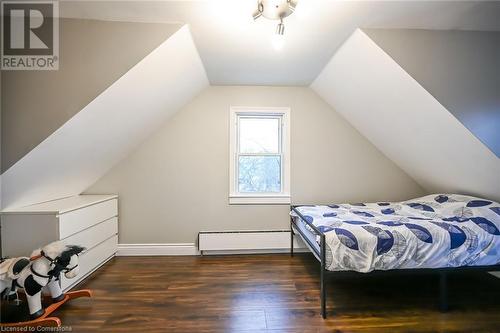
[0,195,118,291]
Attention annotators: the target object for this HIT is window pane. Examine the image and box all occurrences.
[238,156,281,193]
[239,117,279,153]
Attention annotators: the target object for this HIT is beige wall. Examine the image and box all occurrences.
[1,18,181,172]
[86,86,425,244]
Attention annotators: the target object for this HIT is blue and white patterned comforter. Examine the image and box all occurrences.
[291,194,500,272]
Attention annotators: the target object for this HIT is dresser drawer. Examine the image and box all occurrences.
[61,235,117,291]
[58,199,117,238]
[62,217,117,251]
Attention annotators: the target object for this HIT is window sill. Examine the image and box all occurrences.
[229,194,291,205]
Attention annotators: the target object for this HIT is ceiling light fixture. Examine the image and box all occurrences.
[253,0,298,49]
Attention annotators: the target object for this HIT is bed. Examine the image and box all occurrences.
[290,194,500,318]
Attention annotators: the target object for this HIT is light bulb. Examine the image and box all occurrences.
[271,33,285,51]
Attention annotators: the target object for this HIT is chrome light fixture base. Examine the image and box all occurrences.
[253,0,298,36]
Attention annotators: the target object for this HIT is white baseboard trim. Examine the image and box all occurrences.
[117,243,309,256]
[117,243,199,256]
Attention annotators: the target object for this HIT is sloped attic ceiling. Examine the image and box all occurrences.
[1,19,183,172]
[1,25,209,209]
[364,29,500,158]
[2,1,499,209]
[312,29,500,202]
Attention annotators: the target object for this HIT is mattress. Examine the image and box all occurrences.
[293,217,321,255]
[291,194,500,272]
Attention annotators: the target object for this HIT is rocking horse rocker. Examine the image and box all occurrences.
[0,241,92,328]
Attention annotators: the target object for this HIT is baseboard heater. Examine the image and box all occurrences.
[198,230,305,255]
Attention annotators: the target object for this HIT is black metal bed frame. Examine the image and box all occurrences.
[290,205,500,319]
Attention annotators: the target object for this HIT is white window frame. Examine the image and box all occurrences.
[229,106,290,205]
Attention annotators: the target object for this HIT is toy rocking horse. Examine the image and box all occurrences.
[0,241,92,328]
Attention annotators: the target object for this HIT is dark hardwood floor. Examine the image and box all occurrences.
[32,254,500,332]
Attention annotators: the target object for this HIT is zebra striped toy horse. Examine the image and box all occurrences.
[0,241,85,319]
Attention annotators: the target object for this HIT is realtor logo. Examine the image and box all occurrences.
[1,0,59,70]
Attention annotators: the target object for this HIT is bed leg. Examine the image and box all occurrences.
[320,234,327,319]
[290,217,294,257]
[321,266,326,318]
[439,271,448,312]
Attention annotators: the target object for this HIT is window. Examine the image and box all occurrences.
[229,107,290,204]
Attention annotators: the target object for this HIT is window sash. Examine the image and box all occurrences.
[237,115,282,155]
[235,114,284,194]
[237,155,282,194]
[229,106,290,205]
